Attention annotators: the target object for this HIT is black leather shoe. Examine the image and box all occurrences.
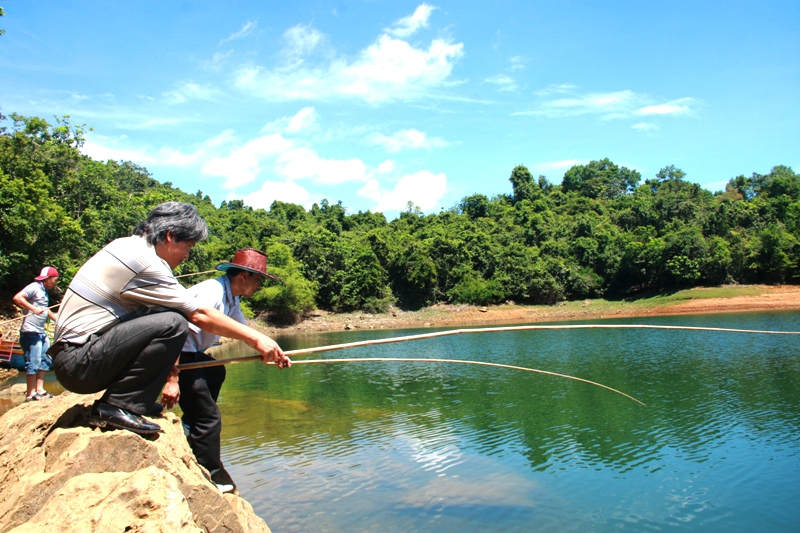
[87,402,161,435]
[149,403,164,416]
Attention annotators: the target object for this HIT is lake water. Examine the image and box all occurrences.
[207,311,800,533]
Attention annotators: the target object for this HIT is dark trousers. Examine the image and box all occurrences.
[53,312,189,415]
[178,350,233,487]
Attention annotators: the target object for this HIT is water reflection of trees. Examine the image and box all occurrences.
[218,322,800,473]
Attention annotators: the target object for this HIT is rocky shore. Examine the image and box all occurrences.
[252,284,800,337]
[0,391,271,533]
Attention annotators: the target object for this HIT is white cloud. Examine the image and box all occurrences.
[632,122,659,131]
[378,160,395,173]
[386,4,435,38]
[220,21,258,45]
[367,128,449,153]
[359,170,447,212]
[81,138,157,164]
[282,24,326,62]
[157,147,202,166]
[702,180,728,192]
[510,56,526,70]
[534,83,576,96]
[534,159,581,171]
[485,74,518,92]
[202,133,293,188]
[538,90,638,118]
[156,130,238,166]
[240,180,311,210]
[340,36,462,101]
[82,128,238,168]
[286,107,317,133]
[277,148,369,184]
[635,98,694,116]
[129,117,184,129]
[516,87,696,120]
[206,129,237,147]
[233,6,463,103]
[162,82,218,105]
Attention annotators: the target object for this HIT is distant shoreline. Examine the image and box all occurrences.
[251,284,800,337]
[3,284,798,344]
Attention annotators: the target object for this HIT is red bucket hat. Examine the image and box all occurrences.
[34,266,59,281]
[216,249,282,283]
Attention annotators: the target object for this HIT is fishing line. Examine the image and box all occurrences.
[270,357,644,406]
[177,323,800,405]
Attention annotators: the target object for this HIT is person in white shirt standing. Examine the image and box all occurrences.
[13,266,59,402]
[165,248,281,493]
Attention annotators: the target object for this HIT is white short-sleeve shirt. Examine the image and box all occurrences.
[182,274,245,353]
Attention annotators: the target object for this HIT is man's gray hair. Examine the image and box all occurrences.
[133,202,209,245]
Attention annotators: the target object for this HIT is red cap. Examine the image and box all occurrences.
[34,266,59,281]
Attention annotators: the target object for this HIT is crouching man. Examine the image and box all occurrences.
[49,202,291,436]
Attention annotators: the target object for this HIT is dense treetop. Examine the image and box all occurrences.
[2,112,798,322]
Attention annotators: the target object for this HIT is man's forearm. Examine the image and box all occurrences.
[186,307,258,346]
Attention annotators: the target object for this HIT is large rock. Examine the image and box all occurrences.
[0,391,270,533]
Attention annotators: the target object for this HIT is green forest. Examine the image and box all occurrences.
[2,112,799,322]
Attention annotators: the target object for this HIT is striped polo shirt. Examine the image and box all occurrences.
[54,235,198,344]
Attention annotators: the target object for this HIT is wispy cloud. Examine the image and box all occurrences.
[81,128,236,166]
[233,6,463,103]
[509,56,526,70]
[632,122,659,131]
[287,107,317,133]
[386,3,435,38]
[367,128,449,153]
[533,159,582,172]
[162,82,219,105]
[261,107,318,134]
[635,98,694,116]
[282,23,326,62]
[515,86,697,121]
[485,74,518,92]
[534,83,576,96]
[220,21,258,45]
[81,138,158,164]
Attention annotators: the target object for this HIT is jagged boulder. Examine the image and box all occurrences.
[0,391,270,533]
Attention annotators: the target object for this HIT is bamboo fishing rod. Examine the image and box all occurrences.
[175,269,218,279]
[177,323,800,405]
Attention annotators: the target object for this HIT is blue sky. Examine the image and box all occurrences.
[1,1,798,219]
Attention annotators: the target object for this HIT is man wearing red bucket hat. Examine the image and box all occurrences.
[13,266,59,402]
[160,248,281,493]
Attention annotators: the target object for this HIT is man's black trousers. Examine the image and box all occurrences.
[178,350,234,487]
[53,312,188,415]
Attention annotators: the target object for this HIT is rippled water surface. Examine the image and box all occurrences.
[209,312,800,532]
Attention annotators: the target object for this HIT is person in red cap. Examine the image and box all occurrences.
[161,248,282,493]
[13,266,59,401]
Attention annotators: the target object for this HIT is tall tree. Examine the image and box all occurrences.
[562,158,641,199]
